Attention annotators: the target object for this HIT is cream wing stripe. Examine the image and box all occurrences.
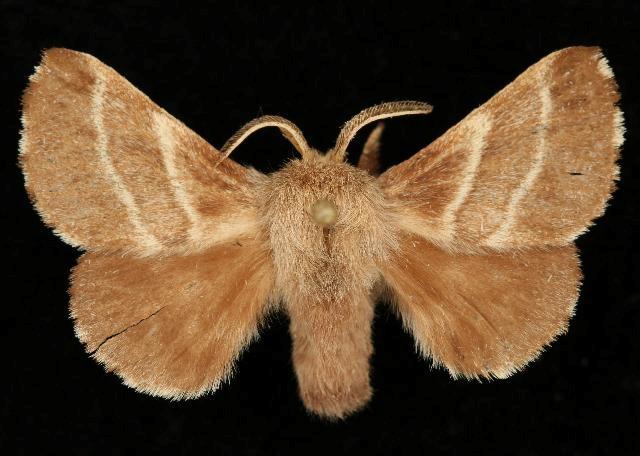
[153,112,204,243]
[91,65,162,252]
[596,54,625,150]
[440,112,492,240]
[596,54,614,79]
[485,64,553,248]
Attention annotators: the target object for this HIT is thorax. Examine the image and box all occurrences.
[258,158,397,303]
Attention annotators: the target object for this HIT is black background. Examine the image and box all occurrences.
[2,1,639,454]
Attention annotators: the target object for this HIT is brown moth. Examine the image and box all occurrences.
[19,47,623,419]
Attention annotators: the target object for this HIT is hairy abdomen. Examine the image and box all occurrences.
[286,287,374,419]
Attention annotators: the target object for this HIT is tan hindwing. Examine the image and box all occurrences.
[380,235,582,379]
[70,239,275,399]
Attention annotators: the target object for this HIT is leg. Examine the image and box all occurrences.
[357,122,384,175]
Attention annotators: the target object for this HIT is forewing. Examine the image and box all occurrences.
[379,46,623,252]
[20,48,261,256]
[70,239,275,398]
[380,235,582,379]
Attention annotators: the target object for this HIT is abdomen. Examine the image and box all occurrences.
[286,287,375,419]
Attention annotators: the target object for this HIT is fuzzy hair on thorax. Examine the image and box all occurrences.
[258,153,398,306]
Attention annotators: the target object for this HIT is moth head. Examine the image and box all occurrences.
[219,102,432,229]
[219,101,432,166]
[310,198,338,226]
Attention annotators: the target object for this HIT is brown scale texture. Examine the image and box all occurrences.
[379,46,622,252]
[19,46,623,419]
[20,48,257,256]
[70,239,275,399]
[379,235,582,379]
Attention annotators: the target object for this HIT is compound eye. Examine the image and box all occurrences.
[310,199,338,226]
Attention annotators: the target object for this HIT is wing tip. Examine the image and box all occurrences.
[590,49,627,150]
[20,46,96,128]
[39,47,95,64]
[19,48,100,250]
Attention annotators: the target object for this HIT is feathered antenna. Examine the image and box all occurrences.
[218,115,311,164]
[330,101,433,162]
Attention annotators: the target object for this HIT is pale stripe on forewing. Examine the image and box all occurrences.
[153,112,204,243]
[91,64,162,252]
[597,55,625,150]
[440,111,492,240]
[484,59,553,248]
[596,54,614,80]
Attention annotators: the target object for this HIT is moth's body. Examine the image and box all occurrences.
[260,155,395,414]
[20,47,623,419]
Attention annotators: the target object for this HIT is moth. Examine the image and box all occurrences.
[20,47,623,419]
